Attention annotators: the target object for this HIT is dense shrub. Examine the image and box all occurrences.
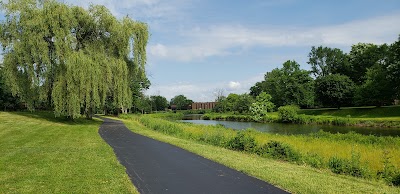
[392,173,400,186]
[258,140,300,162]
[328,153,369,178]
[278,105,299,123]
[200,132,228,147]
[328,156,347,174]
[304,153,324,168]
[227,130,257,152]
[295,114,313,124]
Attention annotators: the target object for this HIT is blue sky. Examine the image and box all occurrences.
[2,0,400,102]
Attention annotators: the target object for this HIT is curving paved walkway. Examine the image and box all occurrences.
[98,117,289,194]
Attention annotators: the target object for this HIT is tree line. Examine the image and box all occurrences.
[133,94,194,113]
[250,36,400,109]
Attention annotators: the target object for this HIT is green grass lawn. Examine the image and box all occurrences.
[299,106,400,118]
[117,115,400,194]
[0,111,137,193]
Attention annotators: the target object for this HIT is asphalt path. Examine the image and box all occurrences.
[98,117,289,194]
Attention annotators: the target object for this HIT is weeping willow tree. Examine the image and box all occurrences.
[0,0,148,118]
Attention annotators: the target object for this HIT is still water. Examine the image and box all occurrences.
[181,115,400,137]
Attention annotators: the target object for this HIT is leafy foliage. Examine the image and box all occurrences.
[227,130,257,152]
[250,37,400,109]
[249,92,274,121]
[214,93,254,113]
[308,46,350,77]
[251,60,314,108]
[355,63,394,106]
[0,65,21,110]
[278,105,299,123]
[258,141,300,162]
[150,95,169,111]
[170,95,193,110]
[328,152,369,178]
[315,74,355,109]
[348,43,384,85]
[0,0,149,118]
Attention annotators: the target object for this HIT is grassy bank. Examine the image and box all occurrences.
[118,114,400,193]
[202,112,262,121]
[0,111,137,193]
[299,106,400,118]
[202,106,400,127]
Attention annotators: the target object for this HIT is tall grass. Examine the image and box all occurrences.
[127,114,400,185]
[202,106,400,128]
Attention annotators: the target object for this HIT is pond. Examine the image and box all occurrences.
[181,115,400,137]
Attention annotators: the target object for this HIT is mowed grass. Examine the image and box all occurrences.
[118,116,400,194]
[299,106,400,119]
[0,111,137,194]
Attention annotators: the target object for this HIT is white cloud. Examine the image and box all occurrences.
[228,81,241,90]
[149,13,400,61]
[149,43,168,57]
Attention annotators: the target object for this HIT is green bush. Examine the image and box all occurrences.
[328,156,347,174]
[347,156,365,177]
[258,140,300,162]
[328,153,369,178]
[295,114,313,124]
[304,153,324,168]
[278,105,299,123]
[200,132,227,147]
[201,115,210,120]
[227,130,257,152]
[392,173,400,186]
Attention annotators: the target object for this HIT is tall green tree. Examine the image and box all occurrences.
[224,93,240,112]
[150,95,168,111]
[387,36,400,99]
[354,44,394,106]
[236,93,254,113]
[0,0,148,118]
[214,93,253,113]
[170,95,193,110]
[355,63,394,107]
[133,95,152,114]
[354,40,400,106]
[251,60,314,108]
[307,46,350,77]
[0,64,21,110]
[249,81,264,98]
[315,74,355,109]
[348,43,383,85]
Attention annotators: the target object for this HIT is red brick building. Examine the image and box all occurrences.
[191,102,217,110]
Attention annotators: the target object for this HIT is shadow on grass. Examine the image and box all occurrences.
[6,111,103,126]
